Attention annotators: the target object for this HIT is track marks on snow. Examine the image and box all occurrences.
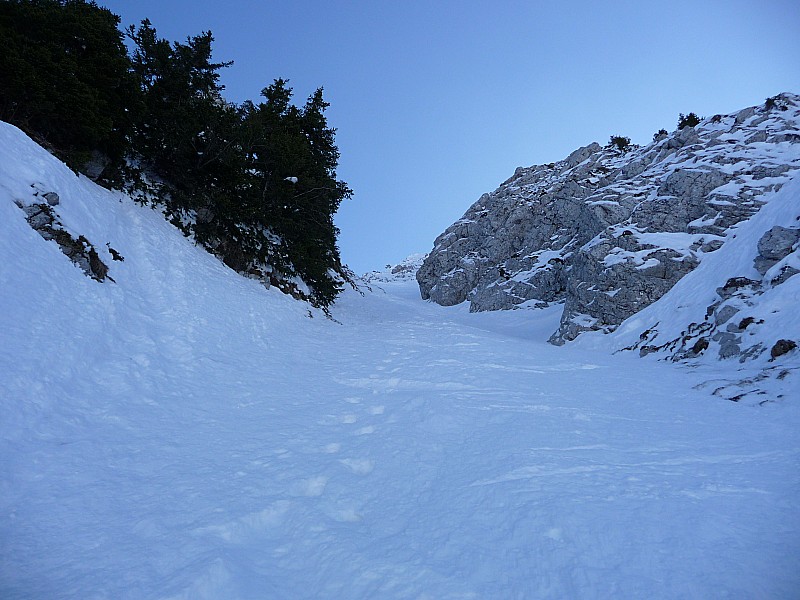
[339,458,375,475]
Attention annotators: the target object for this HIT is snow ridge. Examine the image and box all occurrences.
[360,253,427,285]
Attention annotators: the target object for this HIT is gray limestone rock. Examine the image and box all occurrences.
[758,225,800,260]
[717,332,742,359]
[734,106,757,125]
[18,202,110,282]
[716,277,760,300]
[714,305,740,326]
[417,93,800,344]
[770,265,800,286]
[82,151,109,180]
[754,226,800,275]
[757,226,799,260]
[196,208,215,224]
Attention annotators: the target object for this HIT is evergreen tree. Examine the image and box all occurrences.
[241,80,352,306]
[0,5,352,308]
[126,19,238,205]
[0,0,138,173]
[677,112,702,129]
[608,135,631,152]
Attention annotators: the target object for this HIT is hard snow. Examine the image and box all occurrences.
[2,122,800,599]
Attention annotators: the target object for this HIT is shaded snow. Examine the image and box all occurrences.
[1,122,800,599]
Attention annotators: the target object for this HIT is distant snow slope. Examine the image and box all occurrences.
[1,121,799,599]
[360,253,427,285]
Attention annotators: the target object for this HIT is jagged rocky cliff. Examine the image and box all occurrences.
[418,93,800,345]
[588,174,800,394]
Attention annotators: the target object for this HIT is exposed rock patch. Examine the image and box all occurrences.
[605,172,800,404]
[770,339,797,360]
[16,198,110,282]
[754,226,800,275]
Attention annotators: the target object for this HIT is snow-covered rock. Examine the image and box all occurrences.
[584,176,800,386]
[418,93,800,346]
[360,253,427,284]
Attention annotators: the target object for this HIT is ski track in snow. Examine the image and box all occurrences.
[1,121,800,599]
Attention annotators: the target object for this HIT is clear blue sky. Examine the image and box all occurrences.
[101,0,800,274]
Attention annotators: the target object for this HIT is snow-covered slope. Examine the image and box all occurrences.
[583,175,800,363]
[2,122,800,599]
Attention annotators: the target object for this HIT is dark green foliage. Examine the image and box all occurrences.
[765,95,788,111]
[677,112,702,129]
[124,23,350,307]
[125,19,247,224]
[1,3,352,308]
[0,0,138,173]
[653,128,668,142]
[235,80,352,306]
[608,135,631,152]
[126,19,237,196]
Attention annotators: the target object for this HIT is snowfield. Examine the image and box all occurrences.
[1,121,799,599]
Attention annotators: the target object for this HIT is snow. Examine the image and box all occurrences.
[601,230,724,271]
[2,121,800,599]
[635,231,714,253]
[688,213,721,227]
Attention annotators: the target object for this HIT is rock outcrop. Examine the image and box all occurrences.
[15,184,116,282]
[418,93,800,344]
[597,175,800,399]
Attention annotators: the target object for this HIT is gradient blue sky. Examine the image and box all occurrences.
[101,0,800,274]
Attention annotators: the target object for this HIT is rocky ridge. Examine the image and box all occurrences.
[417,93,800,345]
[361,254,427,285]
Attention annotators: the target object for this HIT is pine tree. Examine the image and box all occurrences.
[126,19,237,203]
[0,0,138,173]
[240,80,352,306]
[677,112,702,129]
[0,7,352,308]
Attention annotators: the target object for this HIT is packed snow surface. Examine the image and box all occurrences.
[1,122,800,598]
